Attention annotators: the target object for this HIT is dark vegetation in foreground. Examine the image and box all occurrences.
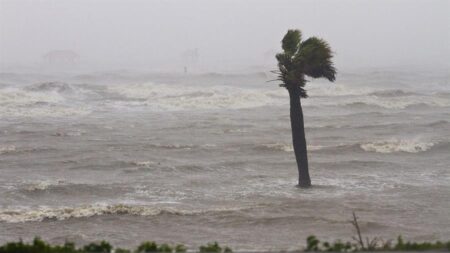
[0,237,448,253]
[1,213,448,253]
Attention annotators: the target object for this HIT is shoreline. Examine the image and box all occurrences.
[1,236,449,253]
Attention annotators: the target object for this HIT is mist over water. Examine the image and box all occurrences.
[1,0,449,71]
[1,0,449,251]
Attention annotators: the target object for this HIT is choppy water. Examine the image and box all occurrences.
[0,69,449,251]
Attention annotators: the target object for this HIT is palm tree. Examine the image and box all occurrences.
[275,29,336,187]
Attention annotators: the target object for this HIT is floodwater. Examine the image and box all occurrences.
[0,69,449,251]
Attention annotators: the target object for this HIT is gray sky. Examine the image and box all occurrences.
[0,0,449,71]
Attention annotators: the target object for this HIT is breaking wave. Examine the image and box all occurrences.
[0,82,91,117]
[308,94,450,109]
[307,85,421,98]
[0,145,16,155]
[25,82,74,93]
[255,139,441,154]
[0,204,251,223]
[146,143,197,150]
[107,83,287,110]
[368,89,417,97]
[0,146,56,155]
[258,143,294,152]
[111,83,444,111]
[1,80,448,117]
[0,87,64,106]
[360,139,436,153]
[16,181,133,199]
[22,180,67,191]
[130,161,156,167]
[256,143,331,152]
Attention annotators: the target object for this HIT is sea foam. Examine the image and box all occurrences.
[360,139,435,153]
[107,83,287,111]
[0,85,90,117]
[0,204,251,223]
[0,145,16,154]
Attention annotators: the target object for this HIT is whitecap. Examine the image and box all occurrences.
[107,82,287,111]
[360,139,435,153]
[0,145,16,154]
[23,180,67,191]
[0,204,253,223]
[0,87,91,117]
[306,93,450,109]
[257,143,327,152]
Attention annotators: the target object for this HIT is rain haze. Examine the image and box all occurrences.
[1,0,449,71]
[0,0,449,252]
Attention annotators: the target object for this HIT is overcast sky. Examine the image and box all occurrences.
[0,0,449,71]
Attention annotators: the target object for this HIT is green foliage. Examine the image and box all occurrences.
[174,244,186,253]
[391,236,448,251]
[135,242,158,253]
[304,235,449,252]
[275,29,336,97]
[223,247,232,253]
[133,242,180,253]
[0,238,80,253]
[0,237,448,253]
[306,235,320,251]
[199,242,220,253]
[296,37,336,82]
[115,249,131,253]
[199,242,231,253]
[83,241,112,253]
[321,240,352,252]
[282,29,302,56]
[157,244,172,253]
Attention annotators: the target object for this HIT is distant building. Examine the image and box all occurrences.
[43,50,79,64]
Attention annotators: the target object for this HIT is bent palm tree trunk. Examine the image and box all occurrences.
[288,87,311,187]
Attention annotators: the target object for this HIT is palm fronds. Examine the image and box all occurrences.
[275,29,336,97]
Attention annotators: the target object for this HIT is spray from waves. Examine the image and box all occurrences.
[110,83,433,111]
[0,83,91,117]
[368,89,418,97]
[0,87,64,106]
[0,204,161,223]
[307,84,377,97]
[25,82,75,93]
[360,139,435,153]
[306,94,450,109]
[306,84,423,98]
[107,83,288,110]
[0,204,253,223]
[256,139,439,154]
[109,83,450,110]
[2,80,447,116]
[302,83,450,109]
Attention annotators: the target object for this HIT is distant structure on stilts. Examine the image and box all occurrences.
[181,48,199,73]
